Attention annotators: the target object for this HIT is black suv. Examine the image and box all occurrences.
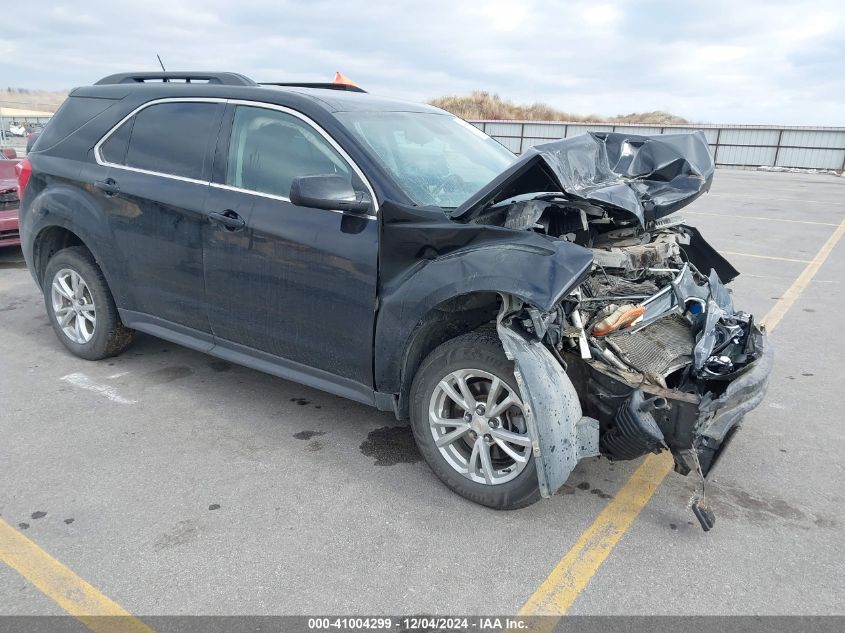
[19,72,770,516]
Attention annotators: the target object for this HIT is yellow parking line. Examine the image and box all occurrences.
[686,211,839,227]
[761,219,845,331]
[519,218,845,618]
[518,453,673,617]
[0,518,155,633]
[719,250,812,264]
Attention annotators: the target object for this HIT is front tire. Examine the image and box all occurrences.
[43,246,134,360]
[410,329,541,510]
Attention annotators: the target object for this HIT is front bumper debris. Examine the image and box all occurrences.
[496,294,599,497]
[692,334,773,476]
[567,325,771,477]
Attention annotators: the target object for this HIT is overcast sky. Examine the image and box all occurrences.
[1,0,842,125]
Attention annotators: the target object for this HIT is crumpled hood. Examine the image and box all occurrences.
[453,131,715,226]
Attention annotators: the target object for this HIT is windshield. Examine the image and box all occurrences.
[335,111,515,208]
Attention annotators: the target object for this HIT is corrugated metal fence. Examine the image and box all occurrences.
[469,120,845,172]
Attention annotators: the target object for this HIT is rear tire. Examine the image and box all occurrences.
[43,246,134,360]
[410,329,541,510]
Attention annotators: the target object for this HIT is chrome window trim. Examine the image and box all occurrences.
[210,182,292,202]
[208,182,376,220]
[93,97,379,218]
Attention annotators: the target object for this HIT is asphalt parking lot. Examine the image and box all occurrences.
[1,169,844,620]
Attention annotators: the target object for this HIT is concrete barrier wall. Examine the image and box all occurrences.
[469,120,845,171]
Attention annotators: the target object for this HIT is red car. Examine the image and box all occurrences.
[0,150,21,247]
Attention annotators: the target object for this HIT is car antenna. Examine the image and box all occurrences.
[156,54,167,72]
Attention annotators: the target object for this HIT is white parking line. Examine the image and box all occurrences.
[60,373,136,405]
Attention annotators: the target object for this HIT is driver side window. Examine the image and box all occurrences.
[226,106,352,199]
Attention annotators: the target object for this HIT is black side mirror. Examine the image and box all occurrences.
[289,175,372,214]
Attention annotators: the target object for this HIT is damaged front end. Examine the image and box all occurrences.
[560,242,771,478]
[478,132,772,526]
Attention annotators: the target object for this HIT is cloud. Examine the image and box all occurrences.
[0,0,842,125]
[582,4,621,27]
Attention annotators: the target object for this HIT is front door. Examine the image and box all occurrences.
[203,104,379,392]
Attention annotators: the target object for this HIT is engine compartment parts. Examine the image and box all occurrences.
[600,389,669,460]
[605,314,694,385]
[592,304,645,336]
[570,234,763,393]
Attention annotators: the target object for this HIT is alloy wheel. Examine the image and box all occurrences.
[51,268,96,344]
[428,369,532,485]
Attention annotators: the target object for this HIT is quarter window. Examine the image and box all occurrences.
[100,118,132,165]
[108,102,220,180]
[226,106,351,198]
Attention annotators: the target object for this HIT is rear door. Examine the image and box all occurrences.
[203,103,379,394]
[96,99,224,335]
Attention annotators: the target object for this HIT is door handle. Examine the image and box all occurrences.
[94,178,119,196]
[209,210,245,231]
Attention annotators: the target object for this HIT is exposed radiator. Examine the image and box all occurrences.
[606,314,694,377]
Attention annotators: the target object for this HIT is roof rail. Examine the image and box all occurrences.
[260,82,367,93]
[94,72,257,86]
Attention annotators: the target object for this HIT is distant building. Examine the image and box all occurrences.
[0,106,54,144]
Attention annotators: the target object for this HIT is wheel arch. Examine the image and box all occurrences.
[389,291,501,420]
[31,220,132,311]
[24,181,130,309]
[32,225,87,286]
[376,206,594,417]
[375,250,591,420]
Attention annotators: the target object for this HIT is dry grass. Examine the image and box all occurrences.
[2,87,688,125]
[1,88,69,112]
[429,91,688,124]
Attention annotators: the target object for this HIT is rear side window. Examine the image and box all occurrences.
[113,102,220,180]
[33,96,117,152]
[226,105,351,198]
